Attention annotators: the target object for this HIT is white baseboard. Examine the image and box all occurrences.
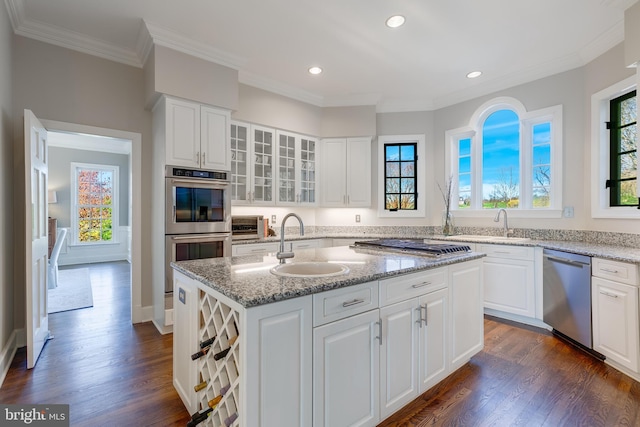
[484,308,550,330]
[165,308,174,326]
[152,319,173,335]
[133,305,154,324]
[0,331,18,388]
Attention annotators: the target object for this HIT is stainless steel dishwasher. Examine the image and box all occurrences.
[543,249,596,353]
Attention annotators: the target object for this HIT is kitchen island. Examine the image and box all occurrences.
[172,245,485,427]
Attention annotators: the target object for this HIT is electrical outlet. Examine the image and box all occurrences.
[563,206,574,218]
[271,215,277,224]
[355,214,361,223]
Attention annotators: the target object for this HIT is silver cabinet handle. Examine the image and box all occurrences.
[415,306,423,327]
[601,268,620,274]
[202,152,206,164]
[375,320,382,345]
[422,304,428,326]
[412,281,432,289]
[196,151,200,164]
[600,291,619,298]
[342,298,365,307]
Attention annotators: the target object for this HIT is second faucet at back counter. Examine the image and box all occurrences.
[276,213,304,264]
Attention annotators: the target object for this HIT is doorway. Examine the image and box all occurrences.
[41,119,143,323]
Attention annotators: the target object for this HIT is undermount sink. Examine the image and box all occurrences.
[270,262,350,278]
[444,235,531,243]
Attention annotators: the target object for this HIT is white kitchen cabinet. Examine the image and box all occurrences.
[320,137,371,207]
[592,258,640,373]
[231,241,279,256]
[172,273,199,414]
[313,309,380,427]
[449,259,484,370]
[276,130,318,206]
[161,96,231,170]
[378,270,449,420]
[291,239,324,250]
[479,244,535,318]
[231,122,276,205]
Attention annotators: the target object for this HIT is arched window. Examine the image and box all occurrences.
[446,97,562,217]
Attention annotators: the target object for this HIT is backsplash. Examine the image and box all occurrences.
[279,225,640,248]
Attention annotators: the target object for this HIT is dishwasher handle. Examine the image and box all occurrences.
[544,254,590,268]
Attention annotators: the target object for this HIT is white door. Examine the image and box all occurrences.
[25,109,50,369]
[419,288,449,393]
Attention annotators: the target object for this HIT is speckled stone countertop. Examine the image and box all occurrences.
[172,245,485,308]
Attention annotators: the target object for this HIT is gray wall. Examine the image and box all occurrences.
[0,2,14,370]
[12,36,154,333]
[48,147,130,228]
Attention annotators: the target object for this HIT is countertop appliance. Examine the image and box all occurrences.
[352,239,471,257]
[543,248,602,357]
[232,215,264,240]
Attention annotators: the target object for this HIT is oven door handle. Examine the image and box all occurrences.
[169,178,230,188]
[168,234,230,241]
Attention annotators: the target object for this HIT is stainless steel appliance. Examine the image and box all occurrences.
[352,239,471,257]
[165,233,231,292]
[165,166,232,293]
[231,215,264,240]
[543,249,600,356]
[165,165,231,235]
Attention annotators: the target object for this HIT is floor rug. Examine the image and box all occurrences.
[48,268,94,314]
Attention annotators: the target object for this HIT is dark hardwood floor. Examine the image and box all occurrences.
[0,262,191,426]
[3,264,640,426]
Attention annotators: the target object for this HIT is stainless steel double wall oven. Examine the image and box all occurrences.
[165,165,232,293]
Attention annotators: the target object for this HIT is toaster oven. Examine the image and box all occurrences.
[231,215,265,240]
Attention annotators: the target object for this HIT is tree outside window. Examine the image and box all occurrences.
[608,90,637,207]
[384,143,417,210]
[73,163,118,243]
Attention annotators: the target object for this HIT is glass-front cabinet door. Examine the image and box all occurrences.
[230,121,249,203]
[276,130,317,206]
[251,125,274,204]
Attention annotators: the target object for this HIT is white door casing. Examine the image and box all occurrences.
[25,109,50,369]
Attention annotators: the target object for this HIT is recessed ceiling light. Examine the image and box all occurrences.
[466,71,482,79]
[308,66,323,75]
[386,15,405,28]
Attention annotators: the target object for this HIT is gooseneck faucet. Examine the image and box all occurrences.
[277,213,304,264]
[494,208,511,238]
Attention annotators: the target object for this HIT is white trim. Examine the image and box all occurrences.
[0,330,18,388]
[40,119,143,324]
[377,134,427,218]
[590,75,638,218]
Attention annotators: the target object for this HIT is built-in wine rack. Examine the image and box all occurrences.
[195,289,241,426]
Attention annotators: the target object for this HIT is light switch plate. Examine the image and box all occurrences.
[563,206,574,218]
[271,215,276,224]
[355,214,361,223]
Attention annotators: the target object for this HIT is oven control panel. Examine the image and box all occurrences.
[167,166,228,181]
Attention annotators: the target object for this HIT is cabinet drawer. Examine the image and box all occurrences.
[313,281,379,327]
[291,239,322,250]
[379,268,446,306]
[592,257,638,286]
[232,242,279,256]
[477,244,534,260]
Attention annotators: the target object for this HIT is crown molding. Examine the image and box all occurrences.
[579,20,625,63]
[5,0,141,67]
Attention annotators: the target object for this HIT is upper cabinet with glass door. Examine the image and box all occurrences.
[276,130,318,206]
[230,122,275,205]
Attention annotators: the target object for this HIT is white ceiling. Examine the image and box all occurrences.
[5,0,639,112]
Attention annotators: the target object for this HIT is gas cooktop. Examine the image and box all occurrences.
[352,239,471,257]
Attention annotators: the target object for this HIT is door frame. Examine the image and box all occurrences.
[41,119,143,323]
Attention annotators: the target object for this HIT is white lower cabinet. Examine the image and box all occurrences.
[479,244,535,318]
[592,257,640,374]
[313,309,380,427]
[378,286,449,420]
[172,275,199,414]
[449,260,484,370]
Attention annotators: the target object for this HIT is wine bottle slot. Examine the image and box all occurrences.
[233,320,239,337]
[187,407,212,426]
[193,380,207,392]
[213,335,239,361]
[224,412,238,427]
[191,345,212,360]
[199,335,216,349]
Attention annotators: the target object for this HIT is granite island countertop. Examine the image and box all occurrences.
[172,245,485,308]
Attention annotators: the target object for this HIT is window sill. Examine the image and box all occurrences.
[591,207,640,219]
[451,209,563,219]
[68,241,120,247]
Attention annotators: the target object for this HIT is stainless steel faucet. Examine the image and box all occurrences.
[277,213,304,264]
[493,208,511,238]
